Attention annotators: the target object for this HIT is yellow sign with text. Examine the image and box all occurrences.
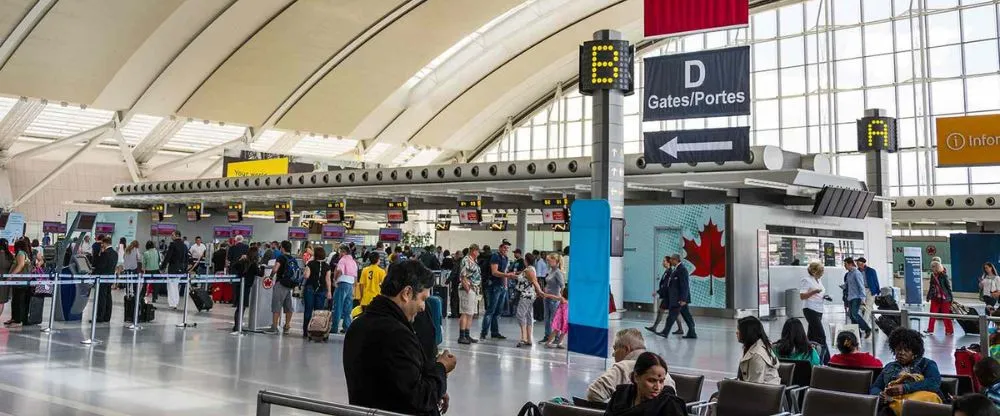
[936,114,1000,167]
[225,158,289,177]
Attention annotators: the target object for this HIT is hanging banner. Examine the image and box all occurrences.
[645,0,749,39]
[643,46,750,121]
[903,247,923,305]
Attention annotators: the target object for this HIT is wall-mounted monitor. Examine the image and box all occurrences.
[541,207,569,224]
[227,210,243,223]
[610,218,625,257]
[287,227,308,241]
[378,228,402,243]
[75,213,97,231]
[186,210,201,222]
[457,208,481,225]
[95,222,115,234]
[151,211,163,222]
[213,226,232,239]
[274,210,290,223]
[42,221,65,234]
[386,209,407,224]
[231,224,253,237]
[326,209,344,223]
[152,223,177,236]
[322,224,347,240]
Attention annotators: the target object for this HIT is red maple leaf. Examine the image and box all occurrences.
[683,219,726,278]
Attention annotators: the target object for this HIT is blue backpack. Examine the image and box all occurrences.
[281,254,303,287]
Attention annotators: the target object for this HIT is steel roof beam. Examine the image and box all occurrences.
[10,128,106,209]
[132,117,186,163]
[1,122,111,166]
[144,128,249,176]
[0,97,46,151]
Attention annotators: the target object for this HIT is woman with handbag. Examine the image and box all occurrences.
[925,261,954,336]
[6,239,31,327]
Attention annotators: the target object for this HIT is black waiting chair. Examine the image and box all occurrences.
[570,397,606,411]
[809,366,873,395]
[689,379,789,416]
[671,372,705,404]
[778,362,796,387]
[538,402,604,416]
[901,400,952,416]
[799,388,879,416]
[827,363,883,385]
[779,359,814,387]
[941,377,959,402]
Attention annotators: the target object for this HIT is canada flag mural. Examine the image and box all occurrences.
[683,219,726,296]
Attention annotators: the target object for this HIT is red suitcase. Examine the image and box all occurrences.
[210,283,233,303]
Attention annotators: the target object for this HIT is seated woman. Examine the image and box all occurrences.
[871,328,943,416]
[772,318,822,367]
[973,357,1000,409]
[737,316,781,385]
[829,331,884,368]
[604,352,686,416]
[953,393,1000,416]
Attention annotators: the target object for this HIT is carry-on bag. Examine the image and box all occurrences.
[190,287,213,311]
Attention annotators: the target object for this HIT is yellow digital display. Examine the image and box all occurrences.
[458,200,482,208]
[327,201,345,209]
[274,202,291,210]
[856,116,897,152]
[387,201,407,209]
[542,198,568,206]
[227,202,243,211]
[579,40,634,95]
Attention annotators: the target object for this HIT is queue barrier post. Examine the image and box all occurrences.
[81,275,101,345]
[176,274,195,329]
[128,273,143,331]
[233,276,245,336]
[41,272,59,334]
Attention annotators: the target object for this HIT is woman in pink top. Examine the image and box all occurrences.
[331,245,358,334]
[545,286,569,349]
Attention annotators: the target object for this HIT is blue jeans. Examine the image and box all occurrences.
[848,298,871,332]
[331,282,353,333]
[302,286,329,335]
[480,284,504,337]
[544,298,560,339]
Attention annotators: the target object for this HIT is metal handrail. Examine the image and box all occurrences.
[869,307,993,350]
[256,390,410,416]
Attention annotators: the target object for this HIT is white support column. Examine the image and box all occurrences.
[2,122,111,166]
[0,97,45,151]
[9,129,108,209]
[267,132,304,153]
[145,128,250,176]
[132,117,185,163]
[111,113,142,183]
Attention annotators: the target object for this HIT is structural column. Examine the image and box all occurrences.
[590,30,626,317]
[515,209,527,252]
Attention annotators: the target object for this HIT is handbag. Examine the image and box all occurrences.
[516,402,542,416]
[33,269,53,297]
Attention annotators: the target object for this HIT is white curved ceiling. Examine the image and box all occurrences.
[0,0,735,168]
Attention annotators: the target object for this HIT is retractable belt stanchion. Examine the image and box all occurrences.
[233,276,245,336]
[41,273,60,334]
[128,273,143,331]
[177,274,195,328]
[81,275,101,345]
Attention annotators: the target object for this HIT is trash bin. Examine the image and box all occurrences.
[785,289,804,318]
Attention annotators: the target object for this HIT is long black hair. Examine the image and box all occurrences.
[633,351,669,378]
[775,318,812,357]
[836,331,861,355]
[737,316,772,354]
[0,239,12,263]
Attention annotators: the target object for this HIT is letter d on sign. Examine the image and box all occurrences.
[685,60,705,89]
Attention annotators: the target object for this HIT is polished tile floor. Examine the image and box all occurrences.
[0,292,983,415]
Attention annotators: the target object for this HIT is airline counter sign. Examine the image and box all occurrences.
[936,114,1000,167]
[643,46,750,121]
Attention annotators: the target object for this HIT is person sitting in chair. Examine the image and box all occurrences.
[604,352,686,416]
[871,328,943,416]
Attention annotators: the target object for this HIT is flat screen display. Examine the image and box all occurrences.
[287,227,308,241]
[386,209,407,224]
[152,223,177,236]
[95,222,115,234]
[151,211,163,222]
[378,228,402,243]
[227,210,242,223]
[326,209,343,223]
[186,210,200,222]
[75,213,96,231]
[322,224,347,240]
[213,226,232,238]
[231,224,253,237]
[457,208,481,225]
[274,210,289,223]
[42,221,64,233]
[542,207,568,224]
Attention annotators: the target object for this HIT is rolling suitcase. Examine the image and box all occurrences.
[124,297,156,322]
[432,285,448,319]
[26,297,43,325]
[307,309,333,342]
[957,307,980,335]
[190,287,213,311]
[533,297,544,322]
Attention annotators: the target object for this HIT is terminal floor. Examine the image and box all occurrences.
[0,293,984,416]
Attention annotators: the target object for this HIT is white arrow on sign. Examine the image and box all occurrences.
[659,136,733,158]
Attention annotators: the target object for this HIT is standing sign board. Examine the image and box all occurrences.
[903,247,923,305]
[643,127,750,164]
[643,46,750,121]
[644,0,749,38]
[757,230,770,318]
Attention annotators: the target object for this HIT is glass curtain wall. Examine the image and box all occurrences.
[476,0,1000,199]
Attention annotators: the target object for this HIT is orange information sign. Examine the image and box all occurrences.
[936,114,1000,166]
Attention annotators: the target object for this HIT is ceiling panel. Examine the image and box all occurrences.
[178,0,404,127]
[23,103,113,139]
[163,121,245,153]
[288,136,358,159]
[0,0,183,105]
[0,0,33,45]
[277,0,525,138]
[410,0,640,150]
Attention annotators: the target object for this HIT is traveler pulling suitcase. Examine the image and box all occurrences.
[190,287,213,311]
[953,302,980,335]
[308,308,333,342]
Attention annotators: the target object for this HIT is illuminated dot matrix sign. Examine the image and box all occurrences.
[856,116,898,152]
[579,40,634,96]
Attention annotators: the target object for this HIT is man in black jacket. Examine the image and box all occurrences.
[94,236,118,322]
[344,260,456,416]
[227,235,251,332]
[160,231,189,309]
[658,254,697,339]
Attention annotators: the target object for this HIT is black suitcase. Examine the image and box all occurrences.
[26,296,43,325]
[875,295,899,311]
[124,297,156,322]
[533,297,545,322]
[876,315,900,336]
[958,308,980,335]
[432,285,448,319]
[190,288,213,311]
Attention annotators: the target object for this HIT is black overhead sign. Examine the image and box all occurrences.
[643,127,750,164]
[643,46,750,121]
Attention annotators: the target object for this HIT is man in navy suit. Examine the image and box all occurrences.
[658,254,697,339]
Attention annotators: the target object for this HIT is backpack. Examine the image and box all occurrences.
[280,254,303,287]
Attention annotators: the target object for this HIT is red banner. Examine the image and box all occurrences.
[644,0,749,38]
